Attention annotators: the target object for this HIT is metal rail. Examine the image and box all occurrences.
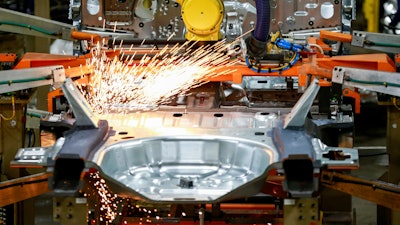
[321,170,400,211]
[0,172,51,207]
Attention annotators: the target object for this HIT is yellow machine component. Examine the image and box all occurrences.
[363,0,379,32]
[176,0,224,41]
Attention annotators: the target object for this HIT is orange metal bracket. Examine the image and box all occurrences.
[0,53,17,62]
[47,88,64,112]
[71,30,104,44]
[343,88,361,114]
[319,30,352,43]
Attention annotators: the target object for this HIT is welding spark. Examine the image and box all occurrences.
[87,171,168,224]
[81,39,237,113]
[89,172,119,223]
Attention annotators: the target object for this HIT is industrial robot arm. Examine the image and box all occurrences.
[175,0,225,41]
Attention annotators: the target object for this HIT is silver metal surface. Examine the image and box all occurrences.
[342,0,356,28]
[351,30,400,53]
[91,135,277,202]
[270,0,342,33]
[0,66,65,94]
[331,66,345,84]
[312,138,358,167]
[351,31,366,47]
[0,7,75,40]
[242,76,290,89]
[11,138,65,167]
[10,79,359,201]
[12,147,53,167]
[88,110,281,202]
[284,78,320,128]
[62,78,99,127]
[332,66,400,97]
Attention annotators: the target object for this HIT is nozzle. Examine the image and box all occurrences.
[245,34,268,59]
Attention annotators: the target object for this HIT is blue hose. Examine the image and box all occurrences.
[253,0,270,42]
[274,38,305,52]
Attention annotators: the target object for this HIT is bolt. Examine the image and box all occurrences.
[286,16,295,25]
[10,120,16,127]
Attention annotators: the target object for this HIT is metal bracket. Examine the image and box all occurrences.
[283,198,319,224]
[61,78,98,128]
[332,66,400,97]
[0,65,65,94]
[331,67,345,84]
[312,138,359,169]
[11,137,65,168]
[351,30,400,53]
[351,31,366,47]
[284,78,320,128]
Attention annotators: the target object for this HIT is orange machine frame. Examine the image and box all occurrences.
[10,32,397,113]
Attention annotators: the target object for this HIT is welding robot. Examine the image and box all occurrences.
[1,0,400,224]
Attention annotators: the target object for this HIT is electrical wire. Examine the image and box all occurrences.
[273,38,305,52]
[0,95,15,120]
[345,77,400,88]
[27,129,36,147]
[365,40,400,48]
[0,75,52,85]
[27,128,32,147]
[0,21,56,36]
[308,43,324,54]
[245,51,300,73]
[245,36,304,73]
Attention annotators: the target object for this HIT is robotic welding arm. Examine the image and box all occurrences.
[175,0,225,41]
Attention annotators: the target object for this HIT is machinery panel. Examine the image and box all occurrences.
[77,0,349,41]
[80,0,185,39]
[270,0,342,33]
